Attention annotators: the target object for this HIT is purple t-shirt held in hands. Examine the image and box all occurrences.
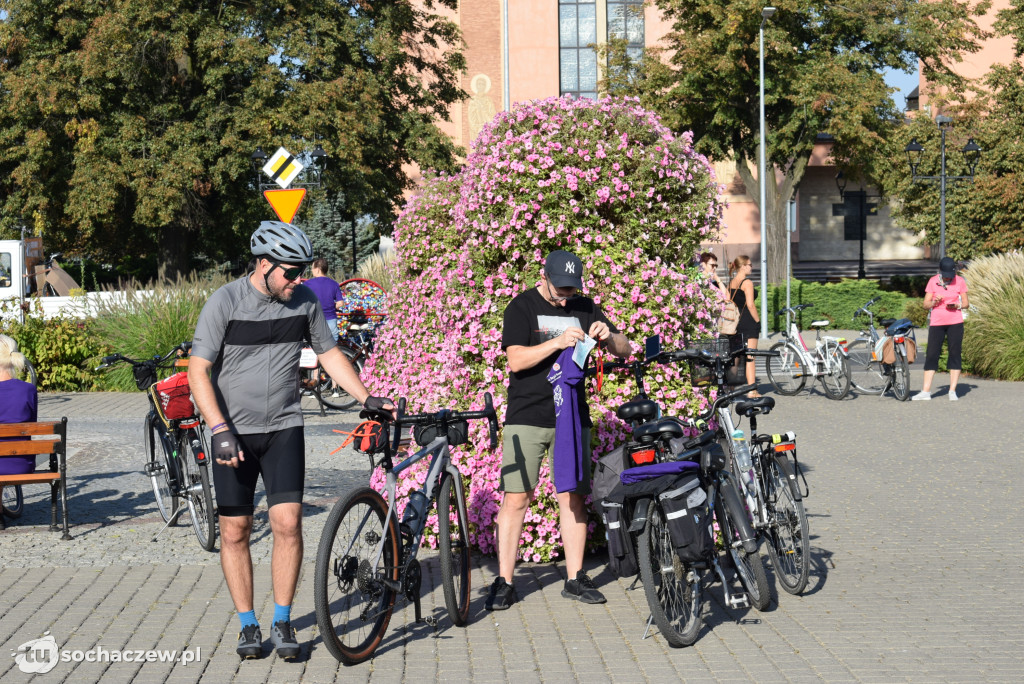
[547,347,587,494]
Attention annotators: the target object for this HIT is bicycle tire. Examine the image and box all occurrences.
[2,484,24,518]
[437,472,471,626]
[820,342,851,400]
[316,346,363,411]
[766,342,807,395]
[846,338,887,394]
[716,479,770,611]
[763,456,810,595]
[314,486,399,665]
[891,351,911,401]
[183,427,216,551]
[637,500,702,647]
[144,412,179,524]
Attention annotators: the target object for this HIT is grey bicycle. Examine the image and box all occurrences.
[314,394,498,664]
[847,297,917,401]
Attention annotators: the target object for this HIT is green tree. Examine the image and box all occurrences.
[299,194,378,278]
[602,0,989,282]
[877,0,1024,259]
[0,0,465,275]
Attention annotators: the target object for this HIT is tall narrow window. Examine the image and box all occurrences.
[607,0,645,63]
[559,0,598,100]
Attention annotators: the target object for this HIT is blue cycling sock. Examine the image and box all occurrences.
[273,603,291,624]
[238,610,258,630]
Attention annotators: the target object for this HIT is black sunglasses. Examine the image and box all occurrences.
[269,261,307,281]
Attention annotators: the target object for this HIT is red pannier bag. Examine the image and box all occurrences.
[153,372,196,420]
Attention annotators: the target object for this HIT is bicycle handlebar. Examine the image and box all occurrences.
[852,296,881,322]
[95,341,193,371]
[368,393,500,452]
[776,303,813,316]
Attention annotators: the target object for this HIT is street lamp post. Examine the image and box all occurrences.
[758,6,775,340]
[904,115,982,260]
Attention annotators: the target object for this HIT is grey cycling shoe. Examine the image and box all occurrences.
[270,620,300,659]
[236,624,263,659]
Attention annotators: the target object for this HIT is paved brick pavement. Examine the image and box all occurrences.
[1,376,1022,682]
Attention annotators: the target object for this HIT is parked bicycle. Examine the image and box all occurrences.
[303,313,383,414]
[675,342,811,595]
[766,304,851,399]
[96,343,216,551]
[846,297,917,401]
[314,393,498,665]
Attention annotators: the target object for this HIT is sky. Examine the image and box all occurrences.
[884,66,921,110]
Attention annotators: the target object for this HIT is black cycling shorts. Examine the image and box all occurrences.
[213,426,305,517]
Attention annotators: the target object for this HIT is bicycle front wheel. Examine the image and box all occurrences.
[766,342,807,395]
[846,338,886,394]
[182,427,216,551]
[763,456,810,595]
[637,500,702,647]
[716,479,771,611]
[317,346,364,411]
[891,351,911,401]
[437,472,471,626]
[314,487,399,665]
[820,343,851,400]
[2,485,24,518]
[144,412,179,524]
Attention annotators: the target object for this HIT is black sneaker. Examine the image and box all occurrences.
[270,620,300,659]
[236,624,262,659]
[485,576,518,610]
[562,570,607,604]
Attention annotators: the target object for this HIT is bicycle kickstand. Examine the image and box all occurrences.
[152,503,189,542]
[641,613,655,640]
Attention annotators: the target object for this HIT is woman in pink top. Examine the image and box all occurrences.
[912,257,970,401]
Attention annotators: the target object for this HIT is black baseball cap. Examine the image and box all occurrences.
[939,257,956,279]
[544,250,584,289]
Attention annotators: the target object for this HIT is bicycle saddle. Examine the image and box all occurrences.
[878,317,897,328]
[885,318,914,335]
[633,418,685,443]
[734,396,776,417]
[617,399,658,423]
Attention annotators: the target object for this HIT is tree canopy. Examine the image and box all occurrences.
[605,0,990,281]
[0,0,465,275]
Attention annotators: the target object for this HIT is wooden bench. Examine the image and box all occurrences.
[0,418,71,539]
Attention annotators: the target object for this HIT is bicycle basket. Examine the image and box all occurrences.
[150,372,196,421]
[414,420,469,448]
[684,338,731,386]
[134,364,158,391]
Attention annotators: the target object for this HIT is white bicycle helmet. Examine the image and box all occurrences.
[250,221,314,264]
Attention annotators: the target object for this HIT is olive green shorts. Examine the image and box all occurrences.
[500,424,592,495]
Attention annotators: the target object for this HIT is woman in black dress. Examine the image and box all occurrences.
[727,255,761,396]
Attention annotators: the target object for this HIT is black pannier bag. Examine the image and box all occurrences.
[600,500,639,578]
[657,473,714,562]
[591,444,628,515]
[414,420,469,447]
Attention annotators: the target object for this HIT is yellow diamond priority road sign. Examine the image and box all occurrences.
[262,147,304,189]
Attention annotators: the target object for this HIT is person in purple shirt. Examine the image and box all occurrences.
[0,334,39,489]
[302,258,343,341]
[488,250,631,610]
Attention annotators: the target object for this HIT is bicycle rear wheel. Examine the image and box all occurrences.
[846,338,886,394]
[437,472,471,626]
[763,456,810,595]
[637,500,702,647]
[314,486,399,664]
[2,485,24,518]
[317,346,364,411]
[891,351,911,401]
[819,343,851,400]
[182,427,216,551]
[766,342,807,395]
[144,412,179,524]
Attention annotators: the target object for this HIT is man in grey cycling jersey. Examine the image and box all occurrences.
[189,221,391,660]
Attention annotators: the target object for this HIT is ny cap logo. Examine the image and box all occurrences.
[564,263,575,274]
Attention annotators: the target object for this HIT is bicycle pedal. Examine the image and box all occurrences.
[728,593,750,609]
[419,615,438,628]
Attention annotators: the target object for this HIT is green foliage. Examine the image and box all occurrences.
[903,299,930,329]
[0,1,465,275]
[90,270,228,390]
[762,279,910,332]
[962,253,1024,380]
[1,299,109,391]
[603,0,989,282]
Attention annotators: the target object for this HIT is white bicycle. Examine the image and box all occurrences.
[766,304,851,400]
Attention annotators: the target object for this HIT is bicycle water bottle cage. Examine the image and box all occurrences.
[633,418,685,443]
[616,399,658,423]
[885,318,914,336]
[734,396,776,418]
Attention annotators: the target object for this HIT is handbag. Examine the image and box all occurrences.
[718,289,740,336]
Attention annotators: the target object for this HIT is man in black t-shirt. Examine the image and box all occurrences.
[486,250,631,610]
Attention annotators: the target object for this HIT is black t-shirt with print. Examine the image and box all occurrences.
[501,287,619,428]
